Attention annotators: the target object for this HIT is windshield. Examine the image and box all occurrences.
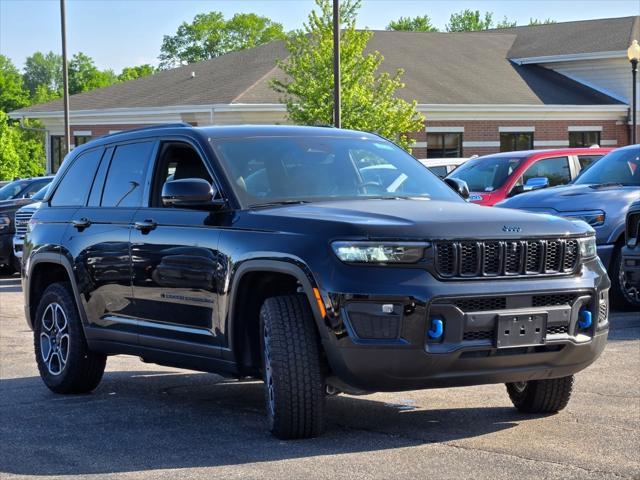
[0,180,29,200]
[449,155,525,192]
[573,147,640,186]
[211,136,461,206]
[31,185,50,201]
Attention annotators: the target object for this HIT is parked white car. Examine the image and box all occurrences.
[418,157,471,178]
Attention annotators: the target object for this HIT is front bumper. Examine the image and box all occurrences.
[319,257,610,392]
[621,246,640,288]
[13,235,24,259]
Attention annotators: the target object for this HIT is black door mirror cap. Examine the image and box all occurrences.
[161,178,224,209]
[444,178,470,200]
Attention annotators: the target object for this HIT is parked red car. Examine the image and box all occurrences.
[446,148,613,206]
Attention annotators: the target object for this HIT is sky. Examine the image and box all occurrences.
[1,0,639,73]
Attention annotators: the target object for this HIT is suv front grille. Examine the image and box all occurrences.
[14,210,35,238]
[626,210,640,248]
[450,293,576,312]
[434,239,580,279]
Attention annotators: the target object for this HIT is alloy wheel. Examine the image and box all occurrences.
[39,303,70,376]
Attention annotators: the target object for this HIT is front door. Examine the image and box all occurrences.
[130,141,225,354]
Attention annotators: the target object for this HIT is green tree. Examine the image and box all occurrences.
[495,16,517,28]
[68,52,117,94]
[529,18,557,25]
[0,112,45,180]
[0,55,30,113]
[23,51,62,97]
[446,10,494,32]
[118,64,156,82]
[386,15,439,32]
[272,0,424,151]
[158,12,286,69]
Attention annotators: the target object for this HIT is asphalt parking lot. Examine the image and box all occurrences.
[0,274,638,480]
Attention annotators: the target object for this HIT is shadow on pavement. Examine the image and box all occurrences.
[607,309,640,341]
[0,370,532,476]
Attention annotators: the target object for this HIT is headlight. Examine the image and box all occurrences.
[563,210,605,227]
[578,236,597,259]
[331,241,429,264]
[0,214,10,231]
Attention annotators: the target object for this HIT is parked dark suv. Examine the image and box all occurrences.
[621,201,640,304]
[23,125,610,439]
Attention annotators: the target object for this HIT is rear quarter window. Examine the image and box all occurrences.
[50,148,105,207]
[101,141,154,207]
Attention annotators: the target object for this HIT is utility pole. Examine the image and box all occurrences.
[332,0,341,128]
[60,0,71,156]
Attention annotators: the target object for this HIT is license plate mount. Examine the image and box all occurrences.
[496,313,547,348]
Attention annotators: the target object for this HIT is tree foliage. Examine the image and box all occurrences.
[272,0,424,151]
[529,18,557,25]
[386,15,439,32]
[0,55,30,113]
[446,10,494,32]
[495,16,517,28]
[118,64,156,82]
[158,12,286,69]
[23,51,62,96]
[68,53,117,94]
[0,111,45,180]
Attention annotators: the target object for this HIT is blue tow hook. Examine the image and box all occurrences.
[427,318,444,339]
[578,309,592,329]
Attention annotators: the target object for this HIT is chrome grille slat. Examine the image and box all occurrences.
[14,211,34,237]
[434,238,579,279]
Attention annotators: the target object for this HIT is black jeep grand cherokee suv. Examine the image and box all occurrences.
[22,125,610,439]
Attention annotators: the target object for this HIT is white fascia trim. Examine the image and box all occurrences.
[418,104,628,113]
[426,126,464,133]
[568,125,603,132]
[410,141,427,148]
[8,103,287,120]
[463,141,500,148]
[108,130,122,134]
[72,130,91,136]
[534,140,570,147]
[499,126,535,132]
[511,50,626,65]
[600,139,618,146]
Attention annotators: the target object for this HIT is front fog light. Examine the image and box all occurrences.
[578,236,597,259]
[331,241,429,264]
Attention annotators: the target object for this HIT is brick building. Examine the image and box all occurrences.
[9,16,640,173]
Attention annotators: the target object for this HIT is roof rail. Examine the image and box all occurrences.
[101,122,192,139]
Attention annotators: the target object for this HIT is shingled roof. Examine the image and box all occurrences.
[13,16,635,115]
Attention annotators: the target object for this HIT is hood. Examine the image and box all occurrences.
[497,184,640,212]
[238,199,589,239]
[0,198,34,211]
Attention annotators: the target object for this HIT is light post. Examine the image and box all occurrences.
[628,39,640,144]
[332,0,341,128]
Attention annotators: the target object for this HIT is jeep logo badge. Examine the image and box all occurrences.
[502,225,522,233]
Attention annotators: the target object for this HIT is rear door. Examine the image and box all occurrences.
[67,140,157,341]
[129,140,225,354]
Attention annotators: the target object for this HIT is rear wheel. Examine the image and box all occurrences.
[34,282,107,394]
[260,294,325,439]
[506,375,574,413]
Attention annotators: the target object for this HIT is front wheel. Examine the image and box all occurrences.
[33,282,107,394]
[506,375,574,413]
[260,294,325,439]
[611,245,640,310]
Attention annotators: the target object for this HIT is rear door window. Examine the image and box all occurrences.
[50,148,105,207]
[101,142,154,207]
[523,156,571,187]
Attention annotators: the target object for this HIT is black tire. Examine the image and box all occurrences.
[33,282,106,394]
[506,375,574,413]
[610,245,640,310]
[259,294,325,439]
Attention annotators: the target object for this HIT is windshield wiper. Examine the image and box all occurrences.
[248,200,311,209]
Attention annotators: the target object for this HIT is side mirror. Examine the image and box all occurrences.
[523,177,549,192]
[161,178,222,208]
[444,178,470,200]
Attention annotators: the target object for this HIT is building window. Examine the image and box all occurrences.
[500,132,533,152]
[427,133,463,158]
[74,135,91,147]
[569,131,601,147]
[51,135,64,173]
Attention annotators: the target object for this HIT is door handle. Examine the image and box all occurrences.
[134,219,157,233]
[72,218,91,230]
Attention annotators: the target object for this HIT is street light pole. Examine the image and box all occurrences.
[627,40,640,145]
[60,0,71,156]
[332,0,341,128]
